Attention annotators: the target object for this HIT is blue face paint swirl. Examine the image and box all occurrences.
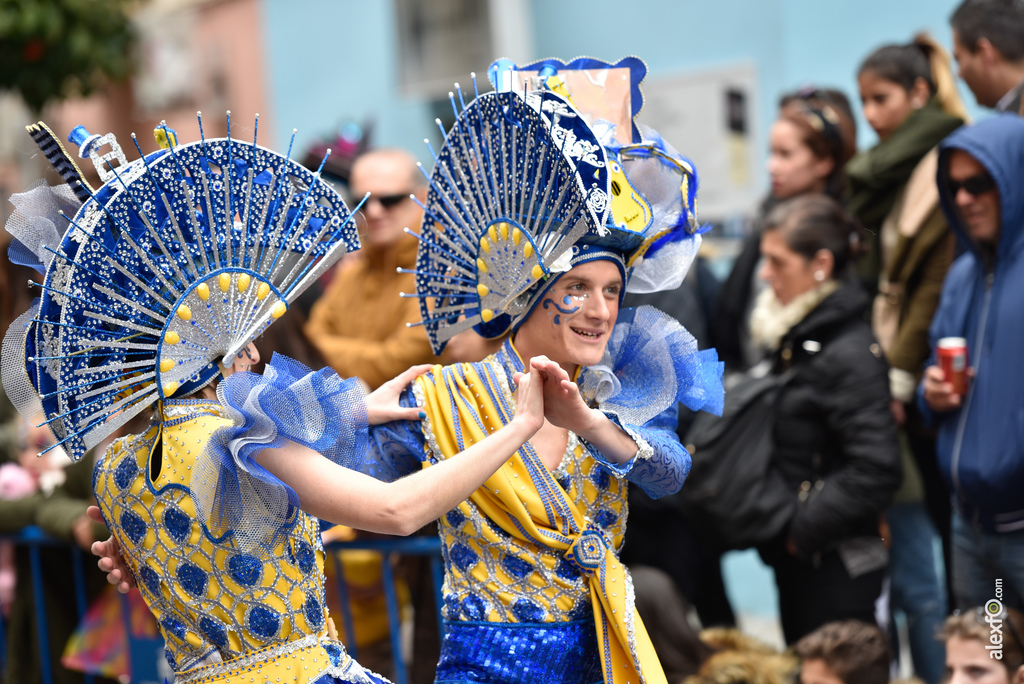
[540,294,581,325]
[543,297,581,316]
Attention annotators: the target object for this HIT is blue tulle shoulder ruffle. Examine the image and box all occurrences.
[190,353,369,554]
[578,306,725,427]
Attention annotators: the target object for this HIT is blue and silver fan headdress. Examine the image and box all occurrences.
[2,114,362,462]
[408,77,612,354]
[409,59,709,355]
[490,56,709,294]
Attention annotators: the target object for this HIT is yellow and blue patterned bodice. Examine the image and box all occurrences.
[434,430,628,624]
[410,345,630,625]
[93,398,375,684]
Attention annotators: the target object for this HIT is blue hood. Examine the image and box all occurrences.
[927,115,1024,531]
[937,115,1024,264]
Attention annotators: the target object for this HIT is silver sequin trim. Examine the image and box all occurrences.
[174,633,371,684]
[623,568,645,684]
[620,422,654,463]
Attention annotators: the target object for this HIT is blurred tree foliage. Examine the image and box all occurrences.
[0,0,136,113]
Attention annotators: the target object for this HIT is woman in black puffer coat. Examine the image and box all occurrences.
[750,195,901,644]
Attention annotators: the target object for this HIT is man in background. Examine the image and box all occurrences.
[304,148,437,389]
[921,116,1024,610]
[950,0,1024,113]
[794,621,890,684]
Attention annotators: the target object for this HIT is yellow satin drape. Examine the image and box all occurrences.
[416,352,667,684]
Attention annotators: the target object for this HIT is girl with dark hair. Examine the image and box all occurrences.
[750,195,901,645]
[848,33,966,282]
[712,88,857,373]
[773,89,858,202]
[847,33,968,684]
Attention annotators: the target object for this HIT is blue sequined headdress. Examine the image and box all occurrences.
[490,57,708,289]
[411,58,708,354]
[2,114,361,462]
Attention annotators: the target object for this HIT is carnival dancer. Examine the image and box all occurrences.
[2,117,555,684]
[359,59,724,684]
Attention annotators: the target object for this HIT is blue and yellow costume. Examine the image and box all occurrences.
[3,117,381,683]
[389,57,723,683]
[367,328,719,684]
[92,396,381,684]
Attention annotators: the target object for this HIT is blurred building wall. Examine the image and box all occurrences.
[261,0,979,194]
[0,0,989,213]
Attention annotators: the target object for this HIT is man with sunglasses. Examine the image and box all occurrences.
[304,148,439,389]
[921,115,1024,611]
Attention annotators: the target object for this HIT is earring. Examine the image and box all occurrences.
[814,270,826,282]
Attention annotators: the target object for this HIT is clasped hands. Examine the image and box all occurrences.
[513,356,599,436]
[88,357,592,592]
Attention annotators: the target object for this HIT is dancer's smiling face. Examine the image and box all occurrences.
[514,260,622,376]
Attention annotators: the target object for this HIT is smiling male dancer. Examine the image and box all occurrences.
[361,58,724,684]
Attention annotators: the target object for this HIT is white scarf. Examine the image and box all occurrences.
[749,280,839,352]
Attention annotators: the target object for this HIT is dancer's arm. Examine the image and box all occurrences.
[88,363,541,585]
[256,363,544,536]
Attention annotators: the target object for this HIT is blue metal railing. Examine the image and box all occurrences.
[325,536,445,684]
[1,528,445,684]
[0,526,94,684]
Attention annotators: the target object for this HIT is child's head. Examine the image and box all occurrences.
[941,606,1024,684]
[17,418,60,476]
[793,620,890,684]
[857,33,967,141]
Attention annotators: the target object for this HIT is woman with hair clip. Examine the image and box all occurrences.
[711,88,857,374]
[847,33,968,684]
[751,194,900,645]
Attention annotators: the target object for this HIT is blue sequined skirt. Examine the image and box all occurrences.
[435,618,603,684]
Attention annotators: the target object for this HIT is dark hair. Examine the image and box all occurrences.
[952,0,1024,62]
[859,40,935,95]
[793,620,890,684]
[764,195,865,275]
[858,33,968,121]
[776,87,858,200]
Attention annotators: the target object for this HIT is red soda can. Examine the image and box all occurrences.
[937,337,969,396]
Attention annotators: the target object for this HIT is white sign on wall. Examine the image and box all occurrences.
[640,62,761,222]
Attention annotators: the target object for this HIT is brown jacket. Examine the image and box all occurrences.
[873,148,955,397]
[304,232,438,389]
